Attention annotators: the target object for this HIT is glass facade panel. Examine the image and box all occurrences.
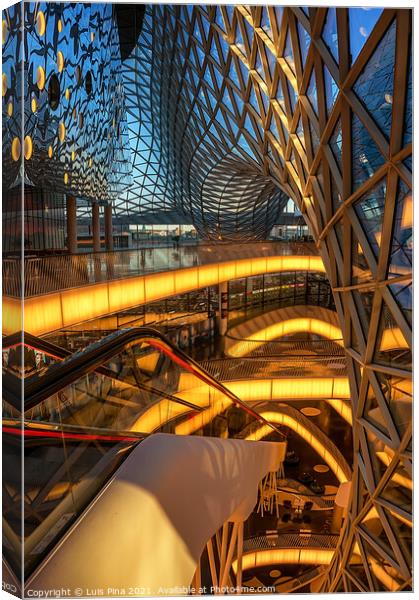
[322,8,338,63]
[353,21,396,140]
[354,177,387,259]
[352,113,385,192]
[388,179,412,279]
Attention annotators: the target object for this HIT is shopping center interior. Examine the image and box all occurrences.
[2,3,412,596]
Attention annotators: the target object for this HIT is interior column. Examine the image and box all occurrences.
[217,281,228,336]
[104,204,114,251]
[92,202,101,252]
[66,195,77,254]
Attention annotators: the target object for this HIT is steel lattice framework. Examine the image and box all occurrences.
[119,5,412,592]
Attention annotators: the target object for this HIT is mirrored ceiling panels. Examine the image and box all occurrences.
[2,2,132,202]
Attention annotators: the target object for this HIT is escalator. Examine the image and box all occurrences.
[2,328,286,590]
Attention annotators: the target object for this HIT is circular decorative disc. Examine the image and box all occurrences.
[300,407,321,417]
[269,570,281,578]
[314,464,330,473]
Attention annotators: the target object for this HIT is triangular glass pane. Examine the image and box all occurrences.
[238,58,249,87]
[354,177,386,259]
[379,454,412,522]
[389,280,412,327]
[284,28,295,74]
[260,7,273,41]
[362,377,393,442]
[330,168,343,211]
[322,8,338,63]
[244,18,254,52]
[232,88,244,115]
[212,64,224,92]
[269,115,280,141]
[274,7,283,30]
[356,287,375,329]
[279,117,289,145]
[388,179,412,279]
[222,86,234,114]
[248,86,260,116]
[403,51,412,147]
[329,118,342,172]
[349,8,383,64]
[333,218,344,257]
[374,305,411,372]
[308,118,320,156]
[238,132,257,161]
[298,23,311,69]
[229,58,240,87]
[260,90,269,117]
[201,15,210,40]
[352,113,385,192]
[287,79,297,113]
[265,45,277,80]
[193,18,204,46]
[218,35,229,63]
[358,527,399,591]
[235,20,245,56]
[306,68,318,115]
[323,65,339,117]
[351,229,373,286]
[354,21,396,140]
[403,156,412,173]
[296,116,305,148]
[215,8,225,32]
[255,49,264,81]
[349,318,361,354]
[224,5,234,30]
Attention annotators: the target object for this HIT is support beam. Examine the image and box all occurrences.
[92,202,101,252]
[217,281,228,336]
[236,522,243,593]
[66,195,77,254]
[104,204,114,251]
[220,522,239,589]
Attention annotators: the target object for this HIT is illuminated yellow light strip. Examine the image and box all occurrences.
[131,377,350,434]
[3,255,325,336]
[228,317,343,357]
[232,549,336,573]
[326,399,353,425]
[244,411,349,484]
[232,549,397,591]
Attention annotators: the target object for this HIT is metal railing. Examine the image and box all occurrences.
[276,486,336,510]
[224,336,345,358]
[3,241,317,298]
[200,356,348,380]
[243,531,339,552]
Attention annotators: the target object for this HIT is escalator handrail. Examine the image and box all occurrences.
[2,330,72,359]
[3,328,286,439]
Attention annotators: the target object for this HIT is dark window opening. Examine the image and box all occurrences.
[48,74,60,110]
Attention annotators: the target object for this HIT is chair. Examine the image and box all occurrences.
[281,513,291,523]
[303,514,311,524]
[283,499,292,510]
[303,501,313,512]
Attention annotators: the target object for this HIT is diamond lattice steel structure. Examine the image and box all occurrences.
[119,5,412,591]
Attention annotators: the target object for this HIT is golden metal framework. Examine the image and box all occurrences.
[123,5,412,592]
